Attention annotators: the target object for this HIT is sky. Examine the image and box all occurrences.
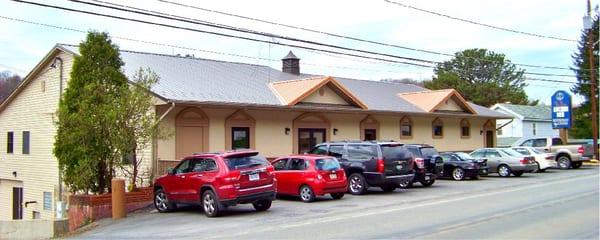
[0,0,597,105]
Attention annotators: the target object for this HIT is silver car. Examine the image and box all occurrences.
[470,148,538,177]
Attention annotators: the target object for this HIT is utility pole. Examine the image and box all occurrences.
[584,0,598,160]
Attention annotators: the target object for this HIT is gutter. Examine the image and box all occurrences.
[53,57,65,218]
[496,118,514,131]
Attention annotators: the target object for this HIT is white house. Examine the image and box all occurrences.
[490,103,559,146]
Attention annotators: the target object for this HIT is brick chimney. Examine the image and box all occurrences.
[282,51,300,75]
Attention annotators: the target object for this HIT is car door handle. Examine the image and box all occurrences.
[195,174,204,177]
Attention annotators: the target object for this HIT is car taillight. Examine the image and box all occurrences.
[377,159,385,173]
[577,146,585,154]
[415,158,425,169]
[223,171,241,183]
[520,158,529,164]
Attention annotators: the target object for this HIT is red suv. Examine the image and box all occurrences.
[271,155,347,202]
[153,151,276,217]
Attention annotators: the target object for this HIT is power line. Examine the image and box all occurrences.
[5,1,587,85]
[155,0,577,71]
[384,0,577,42]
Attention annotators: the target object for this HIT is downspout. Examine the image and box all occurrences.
[153,101,175,178]
[53,56,64,218]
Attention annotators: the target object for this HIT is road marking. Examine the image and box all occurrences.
[210,173,599,239]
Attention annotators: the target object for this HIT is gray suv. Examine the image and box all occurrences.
[310,141,415,195]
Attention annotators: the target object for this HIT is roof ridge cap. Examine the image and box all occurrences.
[271,76,328,85]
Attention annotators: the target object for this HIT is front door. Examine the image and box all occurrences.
[298,128,326,154]
[485,130,494,148]
[12,187,23,220]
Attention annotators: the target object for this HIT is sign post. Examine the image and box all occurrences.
[551,91,572,144]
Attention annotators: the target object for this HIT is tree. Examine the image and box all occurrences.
[425,48,536,107]
[570,15,598,139]
[115,68,165,190]
[0,71,22,103]
[54,32,128,194]
[380,78,428,87]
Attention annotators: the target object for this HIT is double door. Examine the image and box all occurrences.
[298,128,326,154]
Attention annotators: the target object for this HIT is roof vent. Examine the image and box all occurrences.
[282,51,300,75]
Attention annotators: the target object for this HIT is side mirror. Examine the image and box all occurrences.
[167,168,175,175]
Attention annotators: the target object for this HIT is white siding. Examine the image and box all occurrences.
[522,121,558,137]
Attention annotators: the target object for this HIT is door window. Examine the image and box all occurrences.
[298,128,326,154]
[485,150,501,158]
[287,158,307,171]
[310,145,328,155]
[533,138,547,147]
[521,140,534,147]
[191,159,218,172]
[273,159,289,170]
[513,148,529,155]
[552,138,563,145]
[347,144,378,160]
[174,160,191,174]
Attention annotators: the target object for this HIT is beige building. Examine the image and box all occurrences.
[0,45,507,220]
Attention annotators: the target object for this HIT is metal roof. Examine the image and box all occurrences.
[58,44,507,118]
[494,103,551,121]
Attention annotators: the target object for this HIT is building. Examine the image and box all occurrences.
[490,103,558,146]
[0,44,507,220]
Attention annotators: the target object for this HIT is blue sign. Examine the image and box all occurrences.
[551,90,572,129]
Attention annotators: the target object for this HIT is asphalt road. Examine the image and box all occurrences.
[72,165,599,240]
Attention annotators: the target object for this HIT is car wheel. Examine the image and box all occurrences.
[348,173,368,195]
[252,200,272,211]
[498,165,511,177]
[571,161,582,169]
[202,190,221,217]
[398,180,413,189]
[557,155,571,169]
[513,171,524,177]
[420,178,435,187]
[330,193,344,200]
[452,168,465,181]
[299,185,316,202]
[380,184,396,192]
[154,189,176,213]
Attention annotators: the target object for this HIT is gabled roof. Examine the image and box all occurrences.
[269,76,368,109]
[0,44,509,119]
[397,89,477,114]
[491,103,551,121]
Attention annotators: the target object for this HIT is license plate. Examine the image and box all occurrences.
[425,176,431,181]
[249,173,260,181]
[329,174,337,179]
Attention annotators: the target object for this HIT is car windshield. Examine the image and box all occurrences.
[530,148,543,154]
[224,154,269,170]
[501,149,523,157]
[421,147,439,158]
[455,152,474,160]
[315,158,341,171]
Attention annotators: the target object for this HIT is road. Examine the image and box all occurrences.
[73,166,599,239]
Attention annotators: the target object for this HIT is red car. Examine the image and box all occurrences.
[271,155,347,202]
[153,151,276,217]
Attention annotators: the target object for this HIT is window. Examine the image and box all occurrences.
[174,160,191,174]
[432,118,443,138]
[287,158,307,170]
[43,192,52,211]
[513,148,529,155]
[420,147,440,159]
[191,158,218,172]
[310,145,328,155]
[224,153,269,170]
[400,116,412,138]
[273,159,289,170]
[470,150,484,158]
[532,123,537,136]
[7,132,13,154]
[521,139,534,147]
[231,127,250,149]
[328,145,345,158]
[315,158,341,171]
[485,150,501,158]
[533,138,547,147]
[347,144,378,160]
[22,131,30,154]
[552,138,563,145]
[460,119,470,138]
[364,129,377,141]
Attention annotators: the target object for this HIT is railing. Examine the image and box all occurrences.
[157,159,180,175]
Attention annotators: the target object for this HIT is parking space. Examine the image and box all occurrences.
[73,166,599,239]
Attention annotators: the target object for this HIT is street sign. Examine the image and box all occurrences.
[551,90,572,129]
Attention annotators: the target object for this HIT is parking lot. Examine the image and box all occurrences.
[72,165,599,239]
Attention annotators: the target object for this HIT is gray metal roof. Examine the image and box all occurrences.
[59,44,507,118]
[495,103,551,121]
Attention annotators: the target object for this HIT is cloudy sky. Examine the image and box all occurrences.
[0,0,596,105]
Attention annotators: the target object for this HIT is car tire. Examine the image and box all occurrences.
[299,185,316,202]
[398,180,413,189]
[380,184,396,192]
[348,173,368,195]
[202,190,221,217]
[330,193,344,200]
[252,200,272,211]
[420,178,435,187]
[498,165,512,177]
[513,171,524,177]
[535,162,542,173]
[557,155,571,169]
[538,169,546,173]
[452,167,465,181]
[154,188,176,213]
[571,161,582,169]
